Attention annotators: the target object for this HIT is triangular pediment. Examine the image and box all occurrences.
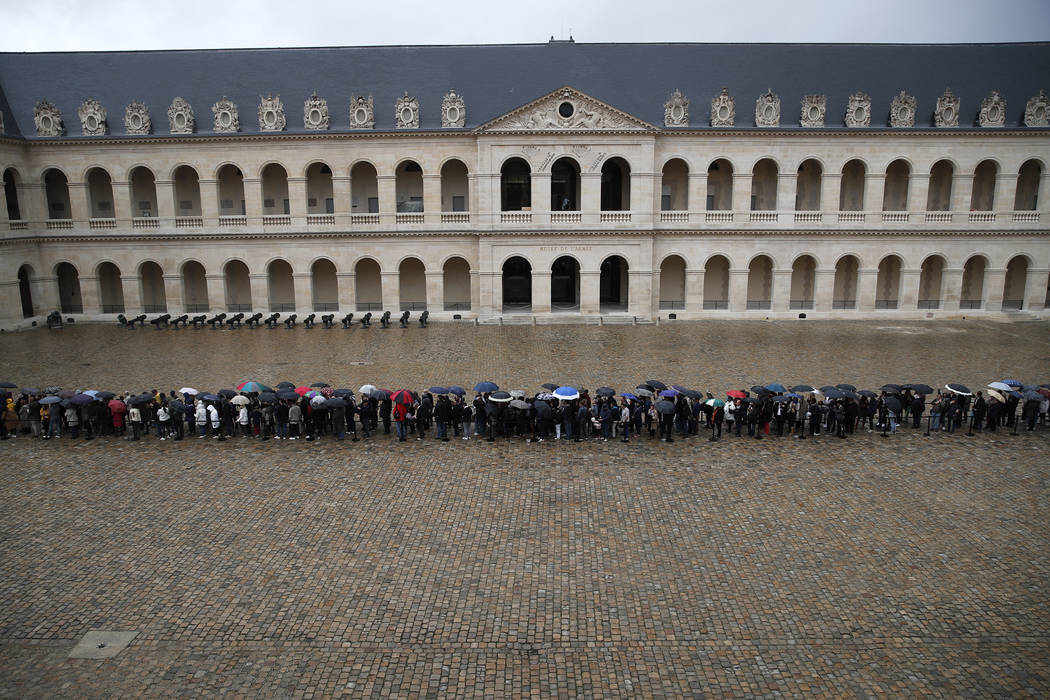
[477,86,658,133]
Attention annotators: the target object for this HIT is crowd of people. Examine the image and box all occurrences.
[2,378,1048,445]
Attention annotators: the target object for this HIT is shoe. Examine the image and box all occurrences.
[290,437,296,440]
[462,436,469,440]
[274,436,280,440]
[160,437,166,441]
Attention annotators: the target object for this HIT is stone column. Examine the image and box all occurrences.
[242,178,263,227]
[994,174,1015,215]
[856,268,879,312]
[79,276,101,314]
[332,175,352,227]
[907,173,930,215]
[293,272,311,314]
[249,273,268,312]
[772,268,792,312]
[423,174,441,226]
[121,274,143,314]
[820,172,840,215]
[950,173,974,214]
[628,269,652,316]
[200,178,221,227]
[531,269,551,313]
[287,177,308,225]
[155,180,176,224]
[685,268,704,312]
[728,268,748,312]
[163,274,184,314]
[1025,268,1049,311]
[941,266,964,312]
[732,174,752,221]
[482,270,499,315]
[425,270,443,311]
[530,172,550,226]
[631,171,656,227]
[205,274,224,313]
[67,182,90,225]
[478,173,499,228]
[580,172,601,226]
[813,268,835,312]
[377,175,396,228]
[110,180,133,226]
[20,183,48,224]
[649,268,661,315]
[337,272,356,312]
[899,268,920,310]
[984,268,1006,311]
[34,276,59,314]
[688,173,707,219]
[776,172,797,214]
[579,270,600,314]
[381,271,400,312]
[863,173,885,214]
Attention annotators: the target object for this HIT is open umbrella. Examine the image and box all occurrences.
[332,389,354,397]
[275,381,295,390]
[44,386,62,394]
[634,386,654,398]
[236,381,270,393]
[39,395,62,405]
[672,384,690,393]
[390,389,414,405]
[107,398,127,413]
[70,393,95,406]
[217,389,236,398]
[310,382,330,388]
[654,399,675,414]
[324,397,346,408]
[358,384,377,395]
[882,396,902,412]
[659,389,678,398]
[96,391,116,400]
[554,386,579,400]
[130,394,154,406]
[835,383,857,392]
[319,387,335,398]
[881,383,902,392]
[448,386,466,396]
[509,399,530,410]
[596,387,615,397]
[705,398,725,408]
[508,390,525,399]
[489,391,512,403]
[727,390,747,399]
[1038,388,1050,399]
[533,400,553,419]
[82,390,99,397]
[858,390,878,398]
[21,388,41,395]
[945,383,972,395]
[771,395,793,403]
[790,384,814,393]
[818,385,839,393]
[683,389,704,400]
[987,381,1012,392]
[303,390,320,399]
[200,393,221,401]
[536,393,556,401]
[541,383,559,391]
[1023,390,1043,402]
[291,386,310,396]
[0,381,16,389]
[621,392,638,400]
[986,388,1006,403]
[179,387,198,396]
[646,380,667,391]
[765,382,786,393]
[474,381,499,393]
[231,395,250,405]
[277,391,300,400]
[1000,379,1023,387]
[310,394,327,407]
[57,389,76,399]
[370,388,391,400]
[823,388,845,399]
[751,385,772,396]
[905,383,934,395]
[428,386,449,395]
[259,392,278,403]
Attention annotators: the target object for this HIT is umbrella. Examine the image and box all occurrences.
[771,395,793,403]
[359,384,377,395]
[310,382,331,388]
[277,391,300,400]
[201,393,221,401]
[259,392,277,403]
[743,396,762,404]
[621,392,638,400]
[633,386,654,398]
[82,390,99,397]
[231,395,250,405]
[1023,390,1043,402]
[541,383,559,391]
[448,386,466,396]
[324,397,347,408]
[44,386,62,394]
[835,383,857,391]
[765,383,786,392]
[683,389,704,399]
[659,389,678,398]
[672,384,690,393]
[533,400,553,419]
[945,383,972,395]
[727,390,747,399]
[787,393,803,399]
[705,398,725,408]
[276,381,296,390]
[0,381,17,388]
[881,383,902,392]
[509,399,530,410]
[215,388,235,398]
[986,389,1006,403]
[654,399,675,414]
[294,386,312,396]
[21,387,41,395]
[750,385,772,396]
[179,387,198,395]
[987,381,1012,392]
[428,386,449,395]
[823,388,845,399]
[509,390,526,399]
[596,387,615,397]
[474,381,499,393]
[107,399,127,413]
[790,384,814,393]
[169,399,185,410]
[70,393,94,406]
[882,396,902,412]
[1008,390,1022,399]
[310,394,327,407]
[130,394,153,406]
[905,383,934,395]
[858,390,878,398]
[317,387,333,398]
[57,389,76,399]
[818,385,839,393]
[1001,379,1023,387]
[537,393,556,401]
[96,391,116,400]
[1038,388,1050,399]
[554,386,579,400]
[371,388,391,400]
[235,381,270,393]
[390,389,414,404]
[841,390,860,400]
[60,399,74,409]
[489,391,512,403]
[646,380,667,390]
[39,396,62,404]
[304,390,320,399]
[332,389,354,397]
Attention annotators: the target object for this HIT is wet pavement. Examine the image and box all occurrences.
[1,320,1049,697]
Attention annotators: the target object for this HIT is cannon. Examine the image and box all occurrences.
[117,314,128,327]
[264,312,281,328]
[418,310,429,328]
[340,312,354,328]
[399,310,410,328]
[206,313,227,329]
[302,313,316,328]
[149,314,171,329]
[321,314,334,329]
[128,314,147,328]
[225,312,244,329]
[190,314,207,328]
[244,312,263,328]
[284,314,298,328]
[360,312,372,328]
[171,314,189,328]
[379,310,391,329]
[47,311,64,329]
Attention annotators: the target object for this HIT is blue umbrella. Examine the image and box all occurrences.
[787,393,803,399]
[659,389,678,398]
[70,393,95,405]
[39,396,62,404]
[277,391,299,400]
[1001,379,1023,387]
[448,386,466,396]
[621,392,638,400]
[474,381,499,393]
[822,388,845,399]
[201,393,222,401]
[427,386,449,395]
[672,384,690,393]
[596,387,616,397]
[765,383,786,392]
[772,395,793,403]
[21,387,41,394]
[554,386,579,400]
[790,384,814,393]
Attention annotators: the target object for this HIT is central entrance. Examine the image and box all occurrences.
[550,256,580,311]
[599,255,628,311]
[502,256,532,312]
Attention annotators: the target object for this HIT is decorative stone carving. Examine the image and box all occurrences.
[1024,89,1049,127]
[710,87,735,127]
[844,92,871,127]
[258,94,286,131]
[167,97,194,134]
[303,92,328,130]
[78,97,107,136]
[349,95,374,129]
[934,88,960,127]
[979,90,1006,127]
[754,89,780,127]
[799,94,825,127]
[124,101,151,135]
[395,93,419,129]
[210,97,239,133]
[889,91,916,128]
[34,100,63,137]
[441,89,466,128]
[664,89,689,126]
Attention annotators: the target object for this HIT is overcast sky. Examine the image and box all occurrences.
[1,0,1048,52]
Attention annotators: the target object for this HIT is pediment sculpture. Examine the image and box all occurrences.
[1024,90,1049,127]
[441,89,466,128]
[889,91,916,128]
[979,90,1006,127]
[258,95,286,131]
[78,97,107,136]
[212,97,240,133]
[168,97,194,134]
[34,100,64,137]
[710,88,735,127]
[304,92,328,130]
[844,92,871,127]
[754,89,780,127]
[396,93,419,129]
[799,94,825,127]
[124,101,151,135]
[481,87,650,131]
[934,88,960,127]
[664,89,689,127]
[349,95,374,129]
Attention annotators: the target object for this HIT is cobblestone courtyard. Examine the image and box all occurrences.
[1,320,1049,697]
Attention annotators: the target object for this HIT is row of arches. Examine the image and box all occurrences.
[4,156,1042,222]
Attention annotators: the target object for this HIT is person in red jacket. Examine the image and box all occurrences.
[393,401,408,442]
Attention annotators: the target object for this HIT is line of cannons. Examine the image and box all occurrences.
[116,310,429,330]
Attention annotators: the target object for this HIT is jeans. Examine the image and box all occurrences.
[47,419,61,439]
[276,421,288,439]
[396,421,406,440]
[436,421,447,439]
[198,424,207,437]
[930,413,941,431]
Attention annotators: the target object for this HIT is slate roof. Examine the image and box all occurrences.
[0,41,1048,139]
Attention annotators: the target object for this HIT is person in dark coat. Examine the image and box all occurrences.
[911,395,925,428]
[331,403,347,440]
[970,392,986,432]
[451,397,463,437]
[434,395,451,441]
[987,398,1003,432]
[380,397,392,434]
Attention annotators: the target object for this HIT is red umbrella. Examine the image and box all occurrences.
[726,390,747,399]
[107,399,127,413]
[294,386,311,396]
[390,389,414,405]
[1038,388,1050,399]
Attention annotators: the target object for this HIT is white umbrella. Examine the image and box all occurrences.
[231,395,250,405]
[179,387,198,395]
[986,389,1006,403]
[310,394,327,406]
[359,384,376,395]
[509,390,526,398]
[987,381,1012,392]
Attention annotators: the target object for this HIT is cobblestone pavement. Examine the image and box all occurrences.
[1,321,1048,697]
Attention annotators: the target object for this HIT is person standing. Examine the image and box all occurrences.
[393,400,408,441]
[156,403,171,439]
[207,402,221,439]
[288,401,302,439]
[435,394,451,442]
[128,404,142,441]
[195,401,208,437]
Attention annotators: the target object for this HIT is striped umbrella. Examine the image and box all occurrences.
[236,380,271,393]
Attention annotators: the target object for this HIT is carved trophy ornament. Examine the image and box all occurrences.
[799,94,826,127]
[934,88,960,127]
[663,89,689,127]
[212,97,240,133]
[34,100,64,137]
[167,97,195,134]
[754,89,780,127]
[395,93,419,129]
[258,95,287,131]
[303,92,328,130]
[441,89,466,128]
[844,92,871,127]
[1024,90,1049,127]
[124,101,151,135]
[78,97,107,136]
[979,91,1006,127]
[349,95,375,129]
[710,87,735,127]
[889,91,917,128]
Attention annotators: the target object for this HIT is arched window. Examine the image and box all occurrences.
[599,255,629,310]
[551,256,580,310]
[440,160,469,212]
[17,264,35,317]
[833,256,859,309]
[971,160,998,211]
[883,160,910,211]
[181,261,210,313]
[351,163,379,215]
[129,166,158,219]
[3,168,23,220]
[86,167,114,219]
[706,160,733,211]
[918,256,946,309]
[398,257,426,310]
[501,256,532,311]
[794,160,821,211]
[267,259,295,311]
[395,161,423,213]
[750,159,778,211]
[55,262,82,313]
[660,159,689,211]
[223,260,252,311]
[703,255,730,309]
[306,163,334,215]
[960,256,987,310]
[790,255,816,309]
[500,159,531,211]
[261,163,290,216]
[442,257,471,311]
[839,160,865,211]
[139,261,166,312]
[747,255,773,309]
[875,255,902,309]
[311,259,338,311]
[1014,160,1042,211]
[551,157,580,211]
[600,158,630,211]
[43,169,72,220]
[173,165,202,218]
[97,262,124,314]
[927,160,953,211]
[658,255,686,310]
[1002,255,1029,310]
[355,258,382,311]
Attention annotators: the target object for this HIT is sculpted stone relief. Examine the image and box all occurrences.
[844,92,871,127]
[1024,89,1049,127]
[258,94,287,131]
[167,97,194,134]
[395,93,419,129]
[710,87,735,127]
[78,97,107,136]
[934,88,960,127]
[441,89,466,128]
[34,100,63,137]
[889,91,917,128]
[491,88,639,131]
[124,101,151,135]
[663,89,689,127]
[303,92,328,130]
[799,94,825,127]
[979,90,1006,127]
[212,97,240,133]
[349,95,375,129]
[754,89,780,127]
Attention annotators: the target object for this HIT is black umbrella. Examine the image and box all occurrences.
[70,393,94,406]
[835,383,856,391]
[822,388,845,399]
[654,399,675,414]
[21,387,41,395]
[533,400,553,419]
[130,393,154,406]
[541,383,559,391]
[596,387,615,397]
[646,380,667,390]
[332,389,354,397]
[771,395,794,403]
[742,396,762,404]
[1023,390,1043,402]
[96,391,116,400]
[218,389,237,398]
[60,399,73,408]
[881,383,902,392]
[841,390,861,401]
[882,396,902,412]
[858,390,878,398]
[905,383,934,395]
[750,385,772,396]
[310,382,331,388]
[945,383,972,395]
[370,389,391,400]
[818,385,838,393]
[324,397,347,408]
[683,389,703,400]
[790,384,814,393]
[277,390,300,400]
[44,386,62,394]
[490,391,512,403]
[258,392,277,403]
[0,381,16,389]
[276,381,296,390]
[634,386,654,398]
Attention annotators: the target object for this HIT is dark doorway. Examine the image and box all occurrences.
[17,265,33,317]
[599,256,628,310]
[600,158,630,211]
[550,158,580,211]
[500,159,531,211]
[501,256,532,311]
[550,256,580,310]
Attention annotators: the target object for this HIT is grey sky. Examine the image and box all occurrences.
[1,0,1048,52]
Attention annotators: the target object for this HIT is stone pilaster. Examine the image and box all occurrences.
[579,270,600,314]
[728,268,748,312]
[292,272,311,314]
[381,271,399,312]
[287,177,308,225]
[163,274,183,314]
[531,270,551,313]
[120,274,142,314]
[685,268,704,312]
[337,272,356,312]
[772,268,792,312]
[425,270,443,311]
[199,178,221,227]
